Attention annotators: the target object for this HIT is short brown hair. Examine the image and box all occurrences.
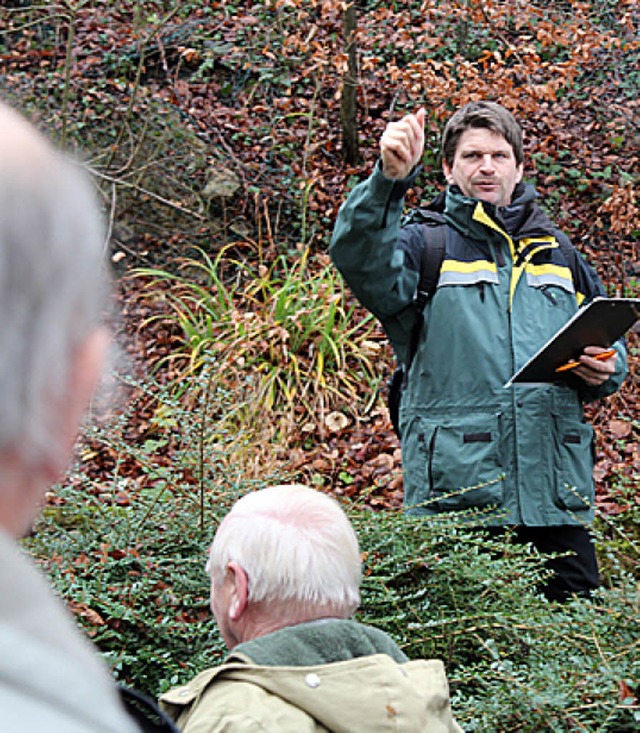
[442,101,523,168]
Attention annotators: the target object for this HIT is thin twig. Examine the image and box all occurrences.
[88,167,206,221]
[103,181,117,259]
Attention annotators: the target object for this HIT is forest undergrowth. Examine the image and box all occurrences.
[1,1,639,729]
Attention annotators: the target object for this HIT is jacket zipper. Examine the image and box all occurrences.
[540,285,558,305]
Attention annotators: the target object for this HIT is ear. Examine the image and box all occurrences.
[0,327,110,537]
[46,326,110,479]
[226,561,249,621]
[515,161,524,184]
[442,159,455,185]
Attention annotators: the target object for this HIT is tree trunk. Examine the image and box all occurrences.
[340,2,360,165]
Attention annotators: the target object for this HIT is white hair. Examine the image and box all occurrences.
[207,485,362,616]
[0,102,108,463]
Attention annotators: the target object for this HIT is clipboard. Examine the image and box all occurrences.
[505,297,640,386]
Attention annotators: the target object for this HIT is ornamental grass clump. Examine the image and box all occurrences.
[134,244,382,442]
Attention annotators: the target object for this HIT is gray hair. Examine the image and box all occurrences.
[207,484,362,616]
[0,102,108,463]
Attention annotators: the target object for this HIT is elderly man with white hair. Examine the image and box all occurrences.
[0,101,141,732]
[160,484,462,732]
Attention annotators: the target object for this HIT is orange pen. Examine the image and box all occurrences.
[555,348,617,373]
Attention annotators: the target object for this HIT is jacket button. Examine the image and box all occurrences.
[516,400,524,408]
[305,673,321,688]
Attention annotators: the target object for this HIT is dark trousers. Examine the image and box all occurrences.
[487,525,600,602]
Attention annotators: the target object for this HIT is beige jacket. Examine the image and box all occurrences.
[161,652,463,732]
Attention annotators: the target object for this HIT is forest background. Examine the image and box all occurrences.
[1,1,638,731]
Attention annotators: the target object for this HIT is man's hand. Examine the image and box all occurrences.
[380,108,426,180]
[573,346,617,386]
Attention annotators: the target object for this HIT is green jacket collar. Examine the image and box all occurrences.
[442,182,556,243]
[231,618,408,667]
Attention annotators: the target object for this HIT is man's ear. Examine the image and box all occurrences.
[46,326,110,478]
[442,160,455,185]
[515,161,524,184]
[0,326,110,537]
[226,561,249,621]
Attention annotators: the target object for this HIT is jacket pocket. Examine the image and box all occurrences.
[426,412,505,511]
[551,415,595,511]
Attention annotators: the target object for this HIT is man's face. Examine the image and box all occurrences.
[442,127,523,208]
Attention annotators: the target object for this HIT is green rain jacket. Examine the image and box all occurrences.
[330,164,628,526]
[159,619,462,732]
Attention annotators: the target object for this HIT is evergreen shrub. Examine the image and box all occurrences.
[24,375,639,730]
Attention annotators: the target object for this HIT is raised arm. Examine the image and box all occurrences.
[330,110,430,360]
[380,108,426,180]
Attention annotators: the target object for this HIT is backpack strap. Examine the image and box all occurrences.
[406,216,447,370]
[118,685,181,733]
[388,215,447,437]
[552,228,604,302]
[554,229,580,278]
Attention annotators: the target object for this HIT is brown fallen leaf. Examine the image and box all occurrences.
[608,419,633,439]
[67,600,105,627]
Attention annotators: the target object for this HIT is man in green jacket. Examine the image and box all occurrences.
[330,101,628,601]
[160,484,462,732]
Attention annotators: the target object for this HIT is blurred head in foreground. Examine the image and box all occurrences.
[0,101,110,538]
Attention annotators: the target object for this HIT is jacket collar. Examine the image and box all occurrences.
[439,182,556,241]
[230,618,407,667]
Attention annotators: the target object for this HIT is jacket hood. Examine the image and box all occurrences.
[232,617,408,666]
[161,654,459,733]
[441,182,557,242]
[160,620,462,732]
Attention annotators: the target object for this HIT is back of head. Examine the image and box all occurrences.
[0,102,107,465]
[208,484,362,617]
[442,100,524,168]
